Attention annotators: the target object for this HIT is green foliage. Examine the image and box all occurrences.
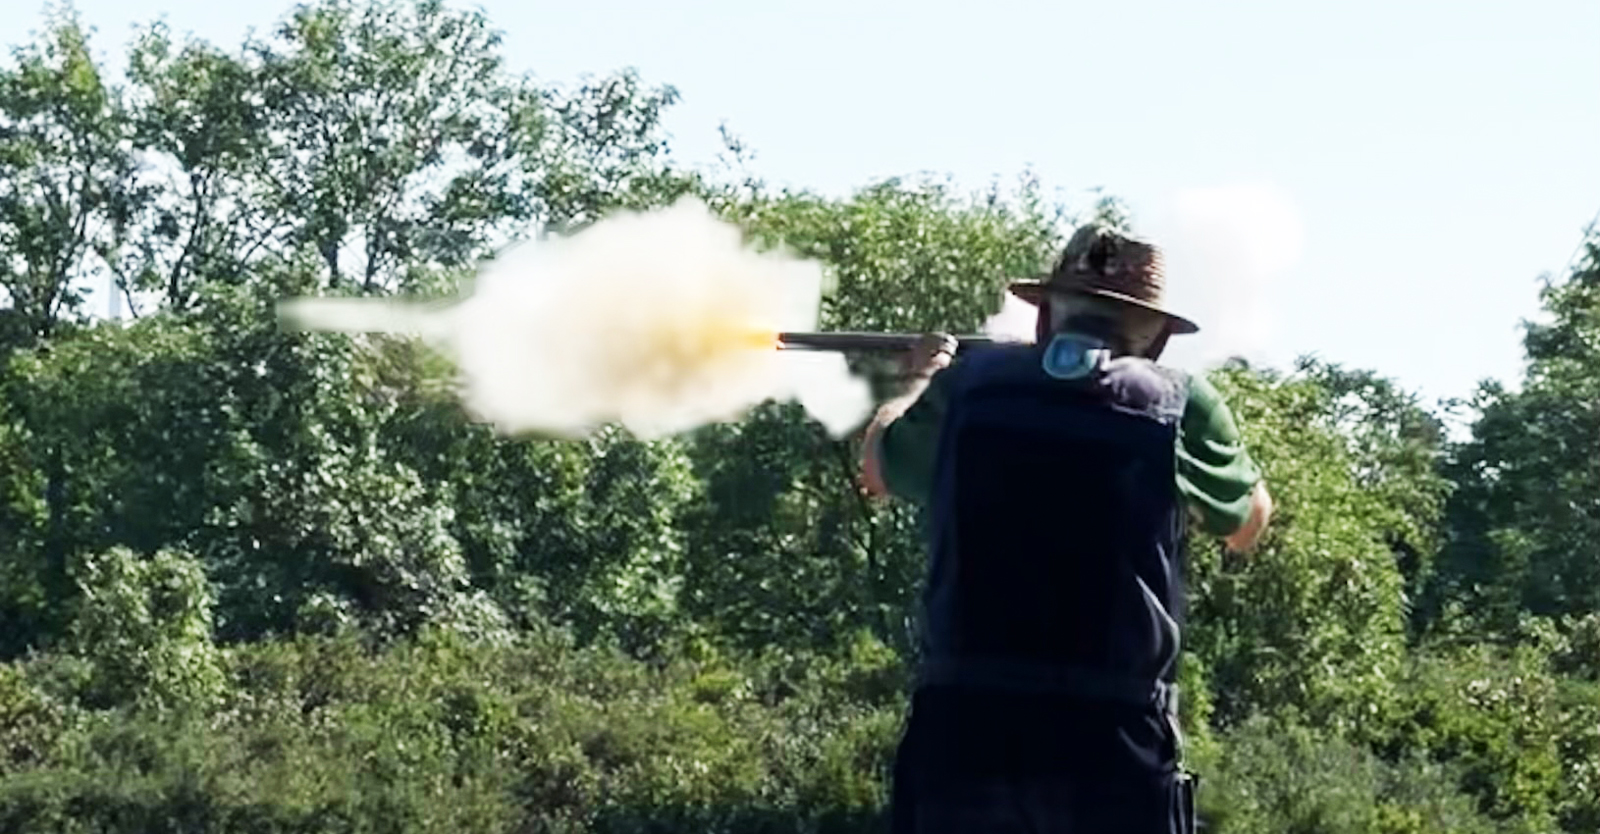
[0,7,137,342]
[0,661,71,777]
[1292,358,1454,625]
[243,0,541,291]
[717,172,1064,335]
[0,632,902,834]
[1372,638,1600,832]
[1188,364,1410,731]
[0,282,511,646]
[1203,714,1504,834]
[66,546,225,712]
[1428,238,1600,634]
[1,1,1596,831]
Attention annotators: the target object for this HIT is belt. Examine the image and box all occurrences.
[916,657,1180,717]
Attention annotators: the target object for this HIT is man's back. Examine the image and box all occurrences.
[871,341,1265,832]
[865,223,1271,833]
[901,343,1192,781]
[917,344,1190,701]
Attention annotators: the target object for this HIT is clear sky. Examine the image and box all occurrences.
[21,0,1600,411]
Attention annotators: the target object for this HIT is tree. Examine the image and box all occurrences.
[0,0,712,653]
[0,279,513,646]
[0,10,139,343]
[1292,357,1454,635]
[114,26,274,311]
[242,0,543,292]
[99,0,691,310]
[1428,233,1600,635]
[1187,364,1410,732]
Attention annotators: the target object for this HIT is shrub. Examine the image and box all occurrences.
[1201,714,1503,834]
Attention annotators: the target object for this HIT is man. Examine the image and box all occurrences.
[860,223,1273,833]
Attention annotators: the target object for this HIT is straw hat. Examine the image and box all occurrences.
[1009,224,1199,335]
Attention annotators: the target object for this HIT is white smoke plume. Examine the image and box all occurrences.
[277,198,874,440]
[1145,182,1306,372]
[982,290,1039,342]
[977,183,1305,366]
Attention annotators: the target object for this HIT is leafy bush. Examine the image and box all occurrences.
[1202,714,1504,834]
[67,547,225,712]
[0,630,904,833]
[1369,639,1600,833]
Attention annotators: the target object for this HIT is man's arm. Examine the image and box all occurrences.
[860,381,932,498]
[860,334,956,500]
[1177,373,1272,554]
[1224,481,1273,554]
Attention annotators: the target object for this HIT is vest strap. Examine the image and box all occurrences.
[916,657,1179,716]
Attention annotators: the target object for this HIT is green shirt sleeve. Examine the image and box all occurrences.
[1177,373,1264,537]
[873,364,1264,535]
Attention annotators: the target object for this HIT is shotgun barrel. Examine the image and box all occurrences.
[775,331,1003,353]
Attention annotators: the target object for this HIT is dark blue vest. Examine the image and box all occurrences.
[915,340,1191,714]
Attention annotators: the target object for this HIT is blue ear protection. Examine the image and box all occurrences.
[1042,333,1111,380]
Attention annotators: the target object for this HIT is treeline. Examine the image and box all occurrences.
[0,2,1597,832]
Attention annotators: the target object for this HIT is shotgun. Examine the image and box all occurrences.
[775,332,1007,354]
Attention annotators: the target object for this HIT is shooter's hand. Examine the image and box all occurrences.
[906,332,957,380]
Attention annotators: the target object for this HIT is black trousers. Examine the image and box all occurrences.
[891,762,1196,833]
[889,689,1197,834]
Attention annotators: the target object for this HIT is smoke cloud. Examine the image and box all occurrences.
[277,198,874,440]
[976,183,1305,368]
[1146,182,1306,371]
[982,290,1039,342]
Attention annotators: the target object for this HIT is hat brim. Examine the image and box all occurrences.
[1008,280,1200,335]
